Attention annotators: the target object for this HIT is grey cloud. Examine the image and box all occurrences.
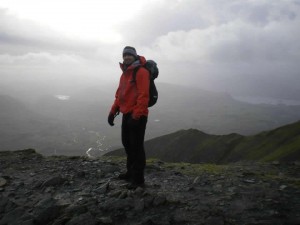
[0,8,114,60]
[0,8,123,98]
[118,0,210,45]
[120,0,300,99]
[1,1,300,101]
[0,7,129,84]
[119,0,300,68]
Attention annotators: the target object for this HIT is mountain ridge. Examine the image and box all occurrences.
[106,120,300,163]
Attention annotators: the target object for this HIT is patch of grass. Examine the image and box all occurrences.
[261,137,300,161]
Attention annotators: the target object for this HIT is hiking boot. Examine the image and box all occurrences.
[127,181,145,190]
[129,171,144,189]
[118,172,131,181]
[127,176,145,189]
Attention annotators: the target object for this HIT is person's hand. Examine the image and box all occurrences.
[108,113,115,126]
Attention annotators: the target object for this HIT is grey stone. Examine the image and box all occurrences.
[34,198,65,224]
[134,186,144,195]
[293,161,300,166]
[142,215,171,225]
[52,216,71,225]
[64,204,87,216]
[172,209,201,224]
[0,207,25,224]
[213,184,223,192]
[42,176,66,187]
[95,182,109,194]
[153,195,166,206]
[100,198,134,211]
[76,171,86,177]
[101,165,120,174]
[279,185,288,190]
[244,179,255,183]
[119,190,128,199]
[20,219,35,225]
[205,216,224,225]
[193,176,200,184]
[272,161,280,165]
[107,189,122,197]
[134,198,144,212]
[0,196,8,213]
[144,195,154,208]
[65,212,97,225]
[0,177,7,187]
[98,216,113,224]
[4,199,17,213]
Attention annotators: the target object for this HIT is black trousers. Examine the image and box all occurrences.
[121,113,147,179]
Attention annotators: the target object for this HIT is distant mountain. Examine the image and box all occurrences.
[1,82,300,156]
[0,95,109,155]
[0,95,46,134]
[150,83,300,136]
[106,120,300,163]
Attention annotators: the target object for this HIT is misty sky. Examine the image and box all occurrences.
[1,0,300,100]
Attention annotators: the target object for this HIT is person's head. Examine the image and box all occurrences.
[123,46,137,65]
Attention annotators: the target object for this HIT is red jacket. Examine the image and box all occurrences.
[110,56,149,119]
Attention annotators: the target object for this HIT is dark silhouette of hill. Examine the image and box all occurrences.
[106,120,300,163]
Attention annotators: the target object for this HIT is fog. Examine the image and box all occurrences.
[1,1,300,155]
[1,0,300,100]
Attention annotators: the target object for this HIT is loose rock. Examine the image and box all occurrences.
[0,150,299,225]
[0,177,7,187]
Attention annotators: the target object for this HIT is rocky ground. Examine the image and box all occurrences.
[0,149,300,225]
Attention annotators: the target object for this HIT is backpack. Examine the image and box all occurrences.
[132,60,159,107]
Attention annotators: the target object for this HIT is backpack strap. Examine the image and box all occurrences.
[131,66,141,83]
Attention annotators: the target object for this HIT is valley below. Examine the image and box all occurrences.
[1,82,300,156]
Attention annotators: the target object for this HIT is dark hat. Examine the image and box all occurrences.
[123,46,137,58]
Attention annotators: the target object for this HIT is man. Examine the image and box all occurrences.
[108,46,150,187]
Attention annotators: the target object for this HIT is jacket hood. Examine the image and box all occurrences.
[120,55,147,72]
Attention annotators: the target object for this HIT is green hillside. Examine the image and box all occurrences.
[226,121,300,162]
[106,120,300,163]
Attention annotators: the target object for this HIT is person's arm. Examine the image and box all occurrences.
[110,87,120,114]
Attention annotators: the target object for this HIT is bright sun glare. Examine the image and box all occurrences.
[0,0,148,42]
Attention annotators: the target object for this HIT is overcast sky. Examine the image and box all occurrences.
[1,0,300,99]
